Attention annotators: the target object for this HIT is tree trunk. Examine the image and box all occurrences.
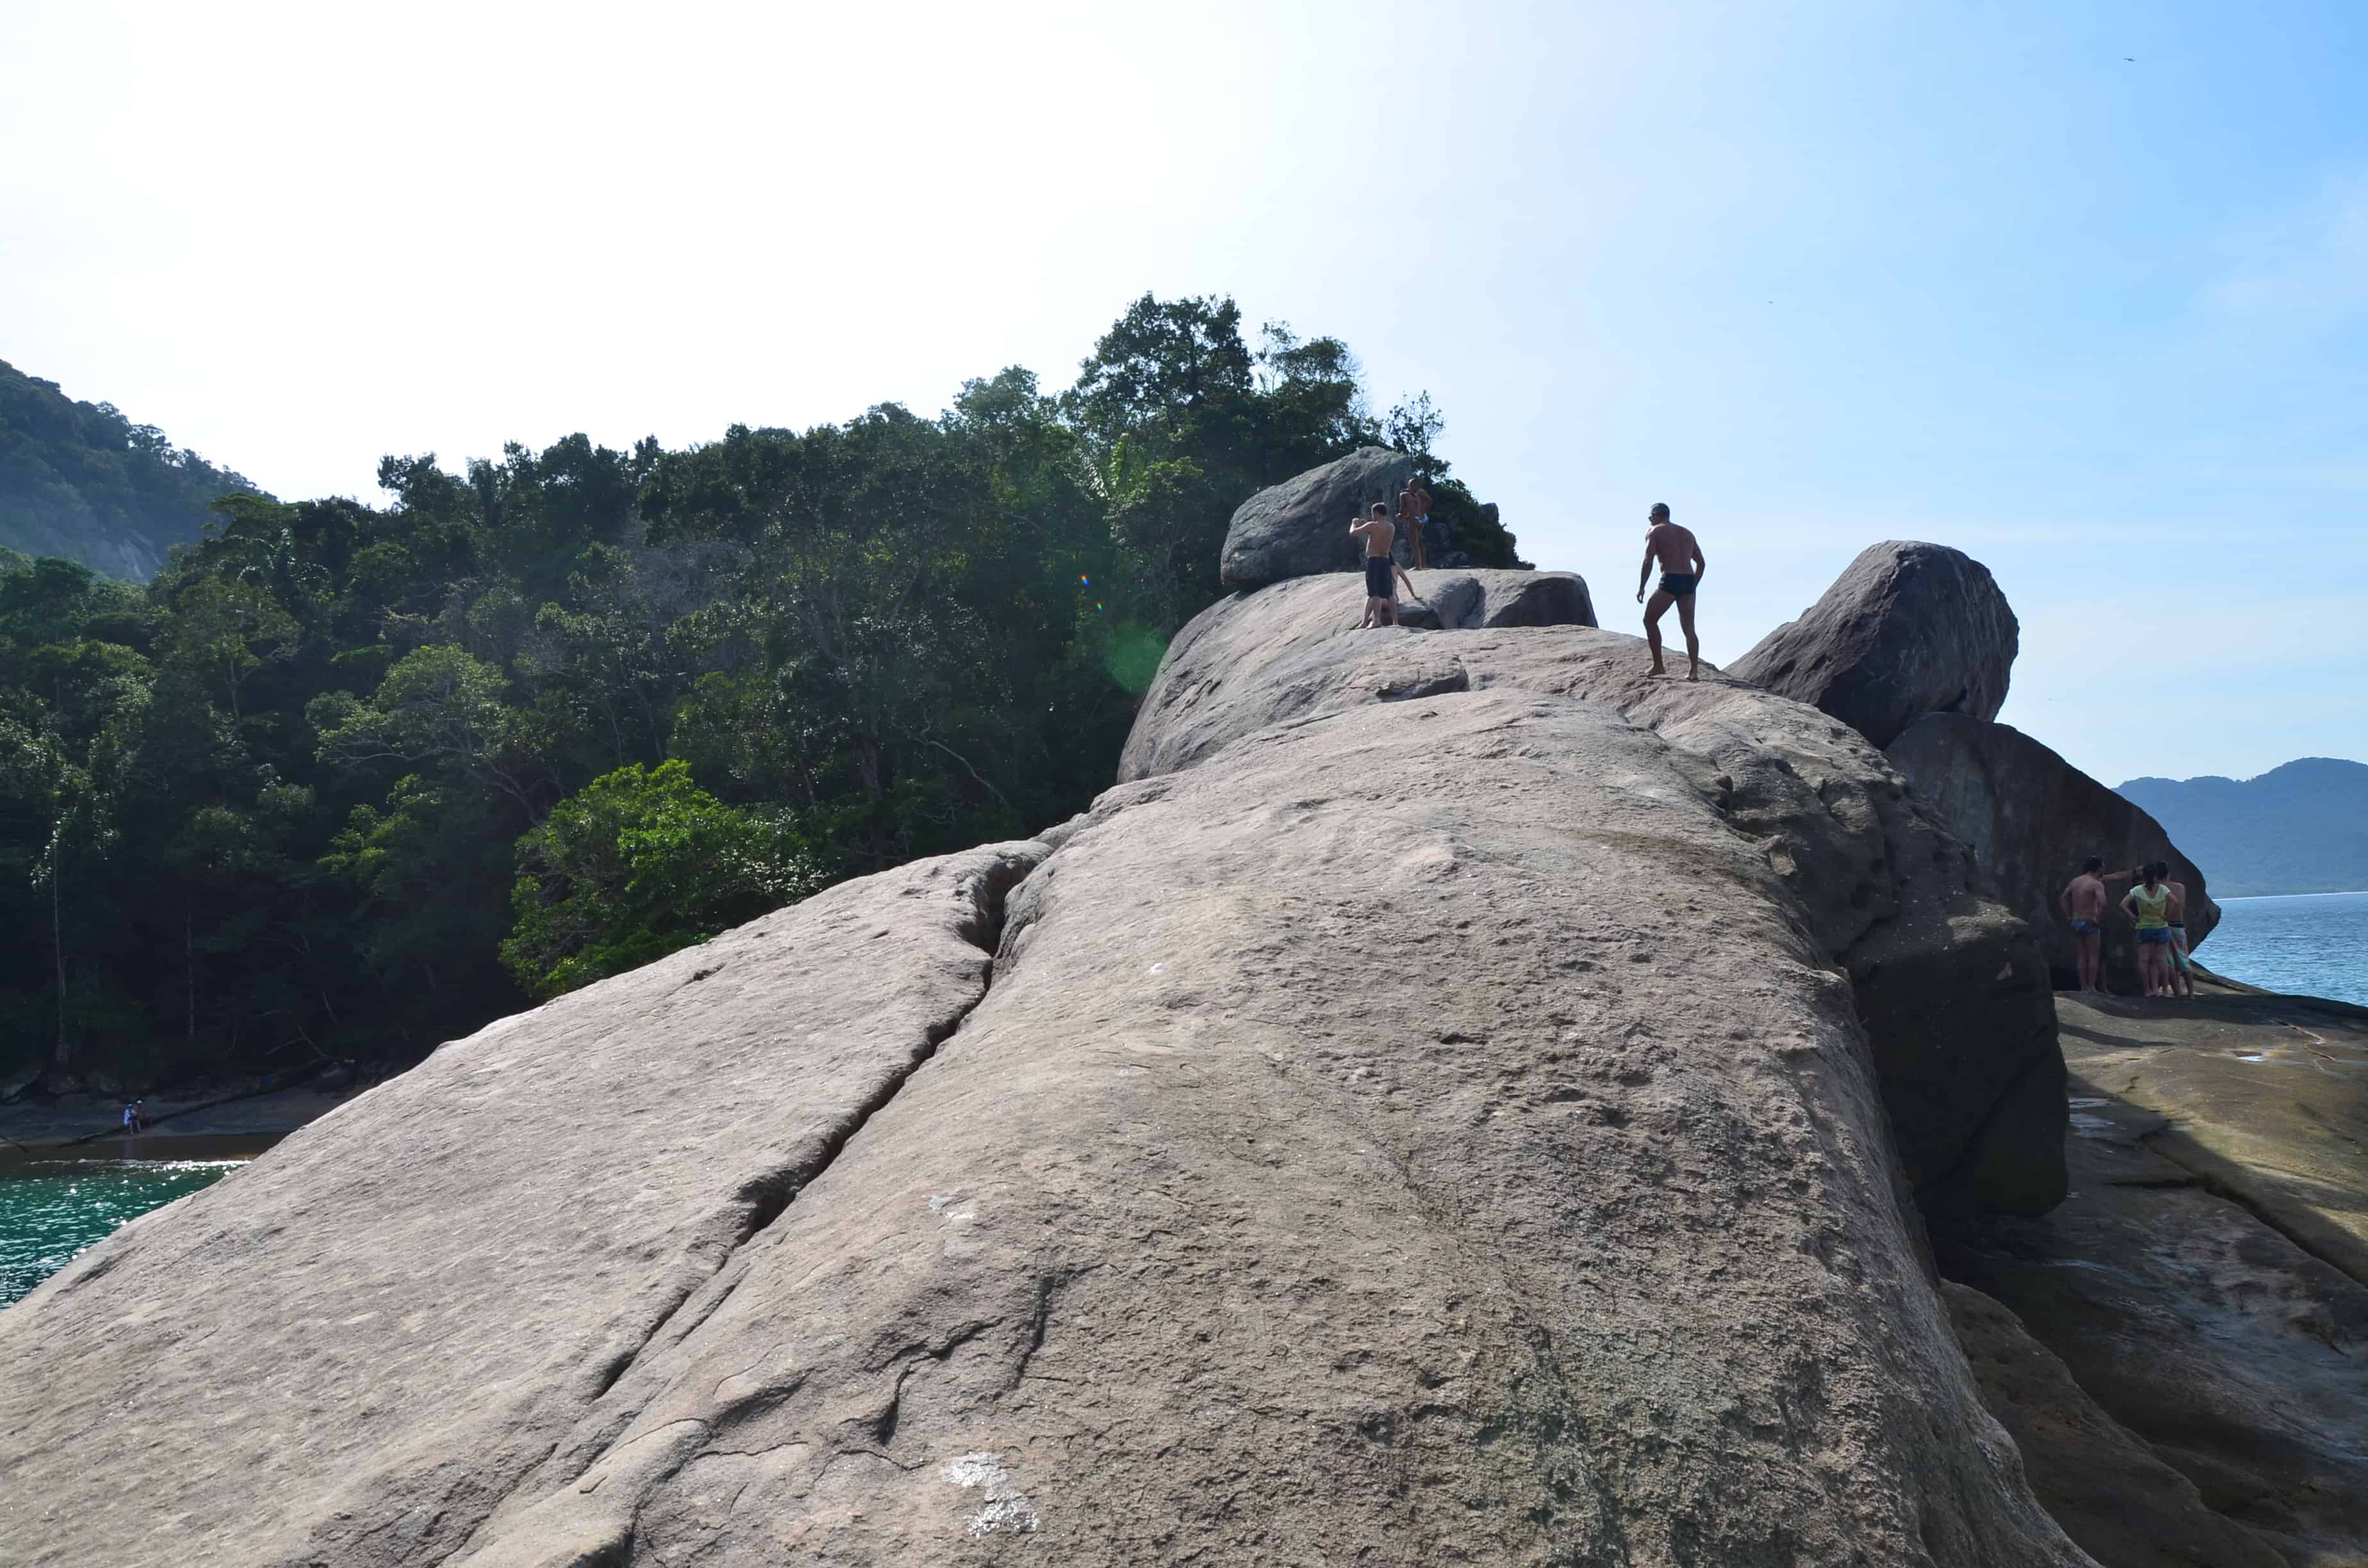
[186,900,198,1052]
[49,842,69,1079]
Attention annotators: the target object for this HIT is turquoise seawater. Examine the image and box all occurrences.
[0,1158,238,1306]
[2199,889,2368,1007]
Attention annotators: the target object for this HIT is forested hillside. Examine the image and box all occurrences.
[0,296,1519,1092]
[0,361,263,578]
[2118,756,2368,896]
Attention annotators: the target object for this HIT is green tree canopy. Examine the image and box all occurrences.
[0,297,1521,1090]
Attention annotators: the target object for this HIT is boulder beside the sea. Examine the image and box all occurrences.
[1731,541,2019,748]
[1118,574,2065,1221]
[1217,446,1412,591]
[1886,712,2217,993]
[0,633,2093,1566]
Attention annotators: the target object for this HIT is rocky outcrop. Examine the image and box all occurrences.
[0,603,2094,1564]
[1217,446,1411,591]
[1943,1282,2289,1568]
[1943,992,2368,1567]
[0,842,1045,1568]
[1887,713,2217,993]
[1731,541,2019,748]
[1394,568,1597,632]
[1119,573,2064,1220]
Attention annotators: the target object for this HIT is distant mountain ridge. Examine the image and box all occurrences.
[0,359,264,578]
[2117,757,2368,897]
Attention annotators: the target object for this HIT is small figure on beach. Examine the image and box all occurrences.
[2060,856,2115,992]
[2162,863,2196,998]
[2123,864,2176,997]
[1397,474,1434,570]
[1350,503,1414,628]
[1636,503,1706,680]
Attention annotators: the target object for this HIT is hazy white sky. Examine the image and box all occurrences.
[6,0,2363,785]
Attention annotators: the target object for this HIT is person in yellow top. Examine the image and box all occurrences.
[2121,863,2176,998]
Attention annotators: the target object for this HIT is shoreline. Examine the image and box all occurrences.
[1,1131,286,1169]
[0,1084,354,1156]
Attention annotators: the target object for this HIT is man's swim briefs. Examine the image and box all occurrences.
[1660,571,1699,597]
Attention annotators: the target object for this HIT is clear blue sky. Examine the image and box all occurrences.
[4,1,2362,786]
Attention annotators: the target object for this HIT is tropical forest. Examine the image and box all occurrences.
[0,296,1519,1092]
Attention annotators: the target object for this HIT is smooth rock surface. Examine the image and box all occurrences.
[0,842,1044,1568]
[1731,541,2019,748]
[1943,1282,2288,1568]
[0,648,2096,1565]
[1887,713,2217,994]
[1477,568,1596,627]
[1392,568,1597,632]
[2053,989,2368,1286]
[1119,575,2064,1218]
[447,687,2084,1565]
[1216,446,1411,591]
[1943,995,2368,1566]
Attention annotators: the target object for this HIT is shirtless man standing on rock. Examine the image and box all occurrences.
[1397,475,1434,569]
[1636,503,1706,680]
[1350,503,1415,629]
[2060,856,2115,993]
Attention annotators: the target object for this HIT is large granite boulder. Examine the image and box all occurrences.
[1394,568,1597,632]
[1217,446,1411,591]
[1120,574,2064,1220]
[1886,713,2217,993]
[0,630,2094,1564]
[1731,541,2019,748]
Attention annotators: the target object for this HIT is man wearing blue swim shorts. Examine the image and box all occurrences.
[2060,856,2114,993]
[1349,503,1413,629]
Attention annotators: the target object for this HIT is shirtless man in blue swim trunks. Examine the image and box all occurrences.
[2060,856,2114,992]
[1636,503,1706,680]
[1350,503,1415,628]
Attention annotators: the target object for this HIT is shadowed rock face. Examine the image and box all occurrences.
[1943,1282,2288,1568]
[0,606,2092,1564]
[1217,445,1411,591]
[1886,713,2217,994]
[1945,992,2368,1567]
[1120,575,2064,1220]
[1731,541,2018,749]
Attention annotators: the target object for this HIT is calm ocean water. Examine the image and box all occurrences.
[2199,889,2368,1008]
[0,1158,238,1305]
